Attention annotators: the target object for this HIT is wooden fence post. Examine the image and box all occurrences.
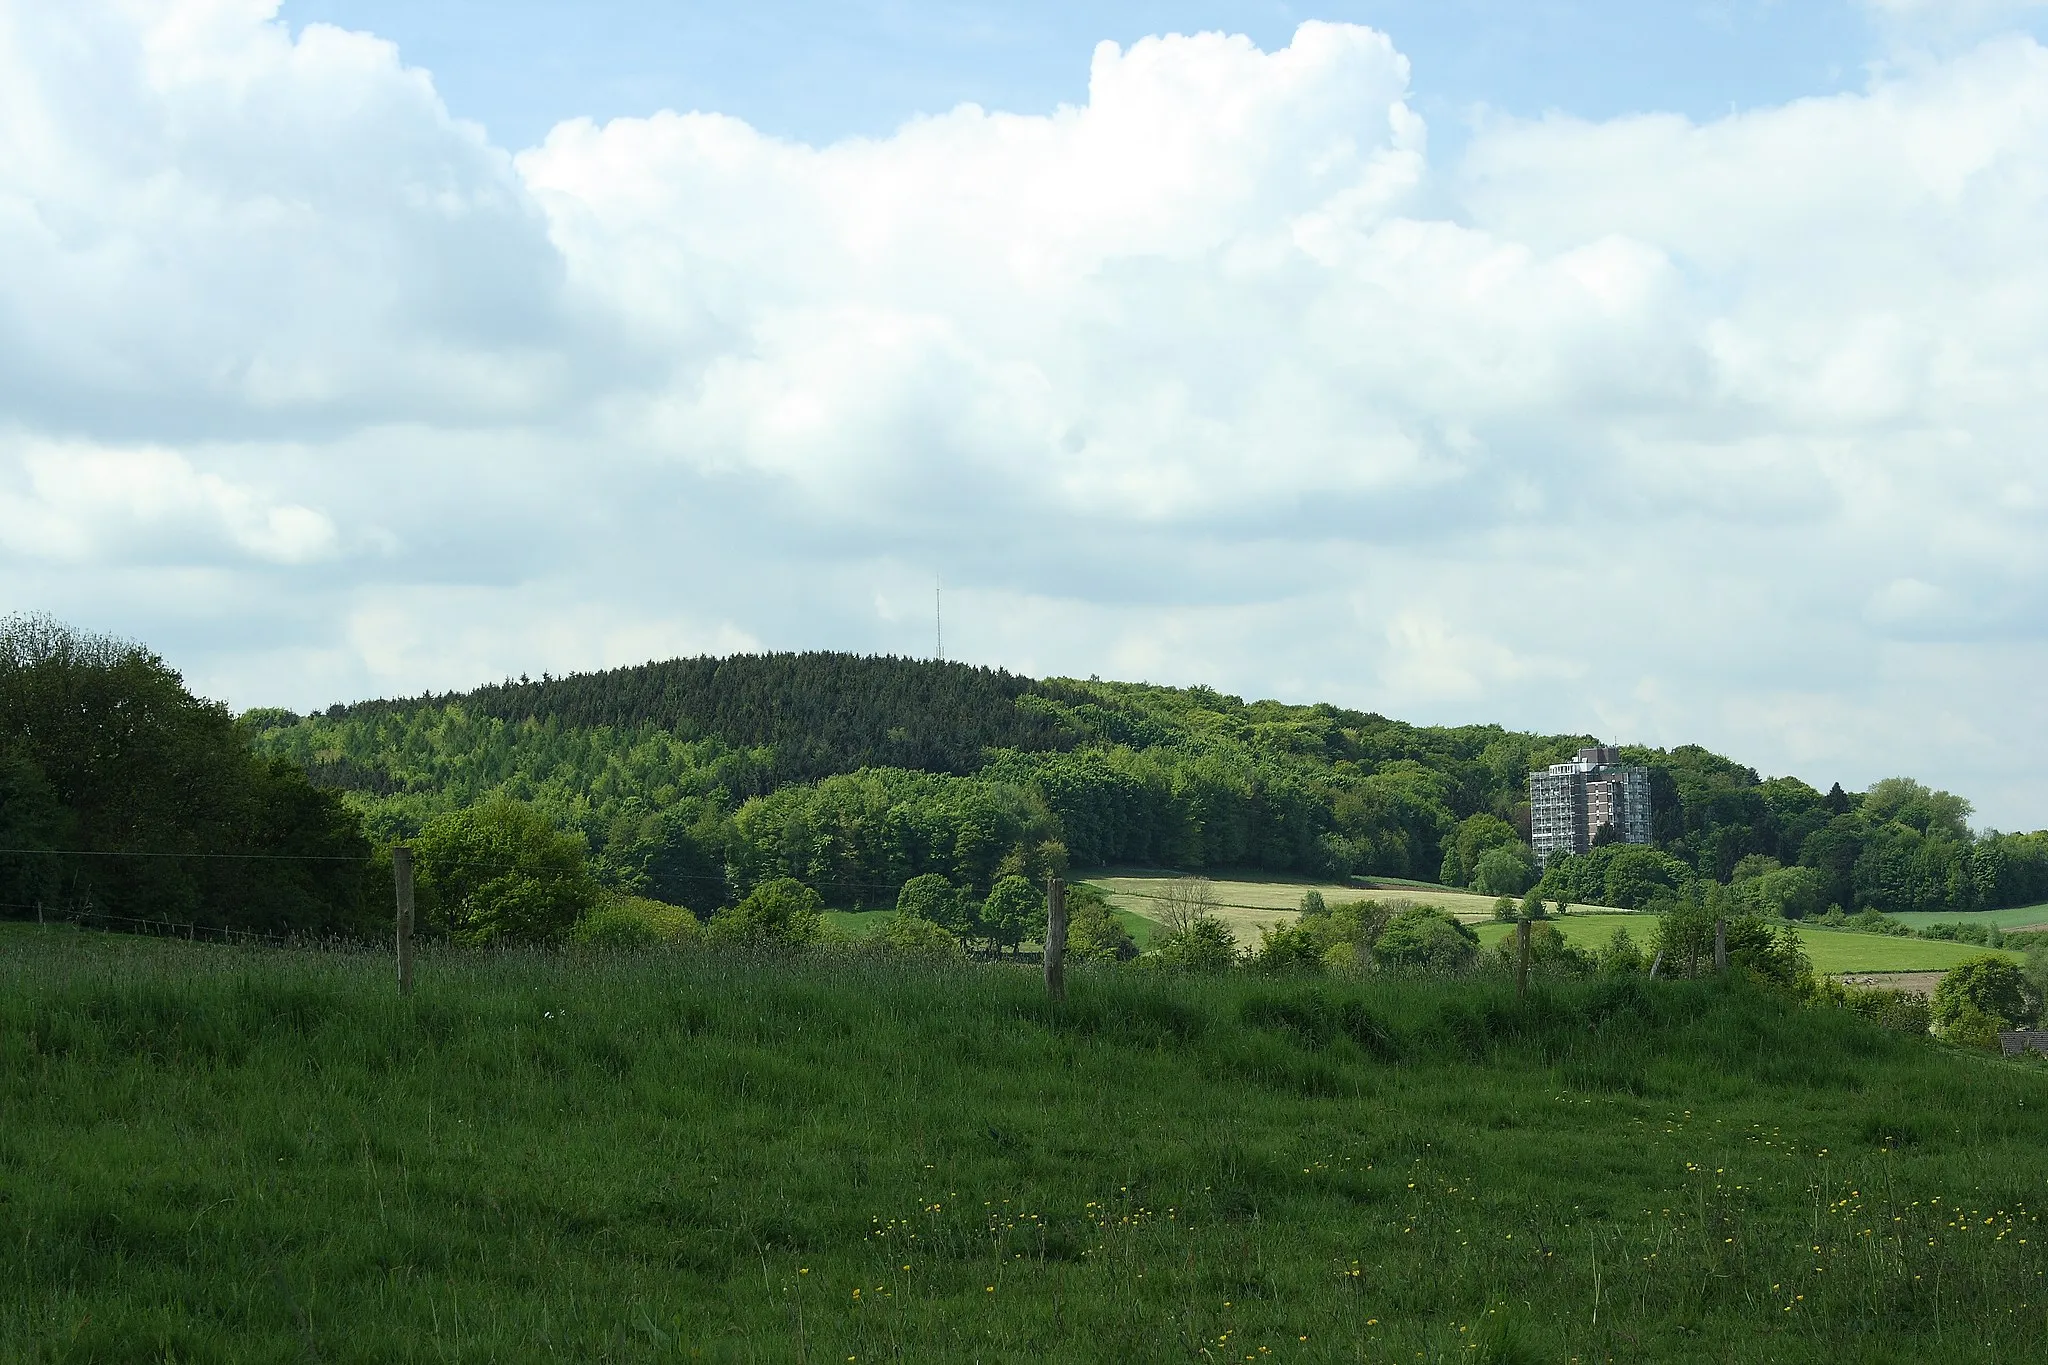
[394,844,415,998]
[1043,874,1067,1003]
[1714,916,1727,974]
[1516,918,1531,1000]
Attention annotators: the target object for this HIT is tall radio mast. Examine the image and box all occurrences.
[935,574,944,662]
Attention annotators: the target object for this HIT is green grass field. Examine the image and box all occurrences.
[3,922,2046,1361]
[1887,904,2048,932]
[1080,871,1610,947]
[1473,914,2026,974]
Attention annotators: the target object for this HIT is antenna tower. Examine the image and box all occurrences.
[935,574,944,662]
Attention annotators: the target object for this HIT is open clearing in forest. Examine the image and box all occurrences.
[1474,914,2026,974]
[1082,869,1617,946]
[1886,903,2048,932]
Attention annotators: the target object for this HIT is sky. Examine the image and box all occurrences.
[5,0,2048,825]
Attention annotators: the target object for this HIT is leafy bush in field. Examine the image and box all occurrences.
[570,895,698,950]
[1489,922,1594,976]
[1373,905,1478,973]
[1931,956,2036,1041]
[1148,917,1238,974]
[1062,884,1137,962]
[1599,926,1646,975]
[707,876,822,949]
[1807,979,1931,1035]
[1253,898,1392,975]
[1436,812,1521,888]
[413,798,597,946]
[872,912,965,962]
[1491,895,1515,922]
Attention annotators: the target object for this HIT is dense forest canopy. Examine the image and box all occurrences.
[239,648,2048,920]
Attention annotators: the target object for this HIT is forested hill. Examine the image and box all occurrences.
[244,651,2048,920]
[324,653,1081,785]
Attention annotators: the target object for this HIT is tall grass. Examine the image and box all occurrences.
[2,924,2045,1362]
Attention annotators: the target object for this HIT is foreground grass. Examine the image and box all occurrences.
[3,926,2046,1362]
[1474,915,2023,974]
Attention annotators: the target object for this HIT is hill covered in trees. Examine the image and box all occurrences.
[242,650,2048,920]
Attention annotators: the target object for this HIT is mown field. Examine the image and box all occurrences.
[3,923,2046,1362]
[1472,914,2026,975]
[1082,871,1608,946]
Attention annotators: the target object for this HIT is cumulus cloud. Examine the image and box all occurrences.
[5,2,2048,821]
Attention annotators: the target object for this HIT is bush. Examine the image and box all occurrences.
[1148,917,1238,974]
[1489,921,1593,976]
[1931,956,2035,1036]
[873,912,965,962]
[413,798,597,946]
[708,876,823,949]
[1491,896,1516,922]
[1599,926,1645,975]
[1063,884,1138,962]
[571,895,699,951]
[1373,906,1478,973]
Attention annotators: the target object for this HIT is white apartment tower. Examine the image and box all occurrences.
[1528,745,1652,863]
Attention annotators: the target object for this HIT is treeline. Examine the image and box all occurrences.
[243,652,2048,920]
[0,616,371,935]
[12,619,2045,934]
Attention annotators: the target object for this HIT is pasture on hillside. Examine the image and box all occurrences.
[1472,915,2027,975]
[1082,871,1609,946]
[4,923,2046,1362]
[1886,904,2048,932]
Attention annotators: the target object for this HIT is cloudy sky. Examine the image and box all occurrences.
[4,1,2048,825]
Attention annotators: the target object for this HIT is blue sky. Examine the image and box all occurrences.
[280,1,1932,150]
[8,2,2048,824]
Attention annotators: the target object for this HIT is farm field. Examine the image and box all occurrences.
[1473,915,2027,974]
[1887,903,2048,932]
[1081,870,1615,946]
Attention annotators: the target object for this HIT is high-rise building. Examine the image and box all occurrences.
[1528,745,1652,863]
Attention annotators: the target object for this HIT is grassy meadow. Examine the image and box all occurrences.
[1080,871,1600,947]
[1886,904,2048,932]
[4,923,2048,1362]
[1472,915,2026,975]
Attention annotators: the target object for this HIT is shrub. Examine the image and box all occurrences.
[1373,906,1478,973]
[874,912,965,962]
[707,877,823,949]
[571,895,698,951]
[1931,956,2035,1036]
[413,798,597,946]
[1253,921,1326,973]
[1063,884,1138,962]
[1149,917,1238,974]
[1491,896,1516,923]
[1489,921,1593,976]
[1599,926,1645,975]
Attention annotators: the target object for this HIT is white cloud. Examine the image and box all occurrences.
[6,3,2048,822]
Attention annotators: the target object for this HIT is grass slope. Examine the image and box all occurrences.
[1474,915,2025,974]
[1082,871,1599,946]
[4,925,2047,1362]
[1888,904,2048,931]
